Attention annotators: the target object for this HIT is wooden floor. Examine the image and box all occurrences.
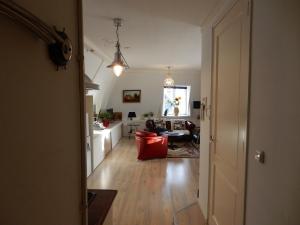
[87,138,206,225]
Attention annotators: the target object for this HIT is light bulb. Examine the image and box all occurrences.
[164,77,174,86]
[113,64,124,77]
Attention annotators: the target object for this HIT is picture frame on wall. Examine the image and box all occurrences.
[123,90,141,103]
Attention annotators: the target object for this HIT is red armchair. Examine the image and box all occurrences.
[135,130,168,160]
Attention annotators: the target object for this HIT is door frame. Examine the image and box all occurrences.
[77,0,88,224]
[207,0,252,224]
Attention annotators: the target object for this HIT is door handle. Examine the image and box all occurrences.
[254,151,265,164]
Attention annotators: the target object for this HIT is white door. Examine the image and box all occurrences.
[209,0,251,225]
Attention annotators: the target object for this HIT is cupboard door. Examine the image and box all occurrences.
[93,134,105,170]
[111,124,122,148]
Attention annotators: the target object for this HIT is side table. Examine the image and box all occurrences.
[127,123,139,139]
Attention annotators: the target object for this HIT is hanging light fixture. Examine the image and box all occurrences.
[164,66,175,86]
[107,18,129,77]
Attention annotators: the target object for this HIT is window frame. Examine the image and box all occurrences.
[161,85,191,117]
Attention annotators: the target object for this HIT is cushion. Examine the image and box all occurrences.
[165,120,172,131]
[154,119,165,129]
[145,119,156,130]
[185,120,196,131]
[173,120,186,130]
[135,130,157,137]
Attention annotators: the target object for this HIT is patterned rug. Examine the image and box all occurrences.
[167,142,199,158]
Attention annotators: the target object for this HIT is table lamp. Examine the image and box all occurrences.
[128,112,136,120]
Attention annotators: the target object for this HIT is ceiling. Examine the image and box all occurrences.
[83,0,221,70]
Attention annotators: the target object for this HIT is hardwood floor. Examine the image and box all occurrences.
[87,138,205,225]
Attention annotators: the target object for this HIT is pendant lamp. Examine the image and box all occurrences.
[164,66,174,86]
[107,18,129,77]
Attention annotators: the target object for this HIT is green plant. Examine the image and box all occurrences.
[167,96,181,107]
[174,96,181,106]
[143,112,154,118]
[98,111,112,121]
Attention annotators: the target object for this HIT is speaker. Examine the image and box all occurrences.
[193,101,201,109]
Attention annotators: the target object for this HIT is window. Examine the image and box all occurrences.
[162,85,191,117]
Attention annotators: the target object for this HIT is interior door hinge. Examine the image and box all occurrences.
[210,135,216,143]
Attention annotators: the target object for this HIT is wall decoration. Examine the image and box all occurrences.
[0,0,72,70]
[123,90,141,103]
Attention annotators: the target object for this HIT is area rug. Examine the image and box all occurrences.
[167,142,199,158]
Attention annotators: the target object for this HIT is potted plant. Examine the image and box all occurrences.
[98,111,112,128]
[149,112,154,118]
[143,113,149,119]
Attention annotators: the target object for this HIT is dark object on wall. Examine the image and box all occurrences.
[113,112,122,120]
[128,112,136,120]
[0,0,72,69]
[106,108,113,115]
[193,101,201,109]
[123,90,141,103]
[106,108,113,113]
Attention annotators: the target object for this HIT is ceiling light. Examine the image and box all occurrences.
[164,66,174,86]
[107,18,129,77]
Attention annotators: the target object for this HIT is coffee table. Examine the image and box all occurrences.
[161,131,185,150]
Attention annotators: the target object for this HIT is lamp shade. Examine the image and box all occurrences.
[107,49,127,77]
[164,66,174,86]
[128,112,136,119]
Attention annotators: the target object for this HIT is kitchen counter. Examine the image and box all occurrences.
[93,121,122,135]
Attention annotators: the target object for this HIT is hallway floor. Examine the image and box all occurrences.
[87,138,205,225]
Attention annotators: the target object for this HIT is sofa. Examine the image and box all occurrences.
[145,119,196,141]
[135,130,168,160]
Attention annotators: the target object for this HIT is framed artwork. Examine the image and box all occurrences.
[123,90,141,103]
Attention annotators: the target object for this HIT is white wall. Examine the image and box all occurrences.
[84,40,117,113]
[0,0,83,225]
[245,0,300,224]
[106,70,201,122]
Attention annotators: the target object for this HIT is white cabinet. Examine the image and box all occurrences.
[111,122,122,148]
[93,133,105,170]
[92,122,122,171]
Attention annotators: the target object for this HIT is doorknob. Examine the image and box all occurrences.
[254,151,265,164]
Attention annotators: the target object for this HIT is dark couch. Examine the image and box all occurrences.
[145,119,196,141]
